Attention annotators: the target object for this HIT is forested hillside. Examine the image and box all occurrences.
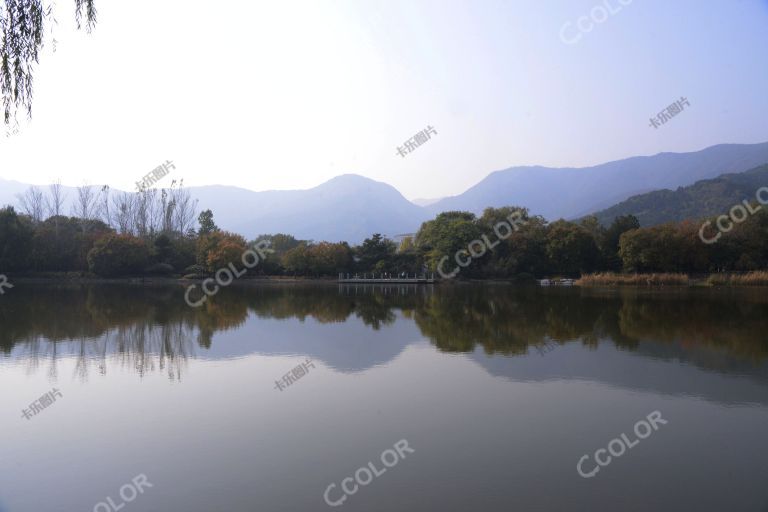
[591,164,768,226]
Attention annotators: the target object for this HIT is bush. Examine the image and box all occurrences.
[87,234,150,277]
[164,235,196,271]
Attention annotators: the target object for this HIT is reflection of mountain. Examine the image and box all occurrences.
[472,340,768,407]
[3,283,768,400]
[198,285,430,371]
[202,313,420,373]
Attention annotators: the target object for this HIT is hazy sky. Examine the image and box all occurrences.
[0,0,766,200]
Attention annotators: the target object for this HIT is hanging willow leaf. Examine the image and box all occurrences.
[0,0,96,124]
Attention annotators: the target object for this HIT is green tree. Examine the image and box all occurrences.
[492,215,549,277]
[398,236,414,253]
[30,215,111,271]
[726,209,768,270]
[249,234,306,275]
[264,233,303,254]
[282,243,311,275]
[168,234,197,271]
[619,223,688,272]
[356,233,397,271]
[415,212,482,274]
[475,207,538,277]
[197,209,218,236]
[87,234,149,277]
[603,215,640,270]
[308,242,353,275]
[0,206,34,271]
[151,233,195,272]
[545,220,600,276]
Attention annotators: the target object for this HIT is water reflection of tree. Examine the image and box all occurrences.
[339,284,431,330]
[413,286,768,364]
[2,284,218,380]
[610,288,768,362]
[412,287,602,355]
[76,321,197,381]
[239,284,420,330]
[3,283,768,379]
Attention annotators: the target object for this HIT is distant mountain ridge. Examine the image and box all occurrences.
[190,174,431,243]
[427,142,768,220]
[1,141,767,242]
[589,163,768,226]
[0,174,431,244]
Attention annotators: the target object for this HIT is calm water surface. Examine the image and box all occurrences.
[1,283,768,512]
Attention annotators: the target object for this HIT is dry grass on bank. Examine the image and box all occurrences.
[706,271,768,286]
[576,272,690,286]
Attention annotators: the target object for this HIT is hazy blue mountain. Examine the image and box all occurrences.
[589,164,768,226]
[3,142,768,242]
[0,174,429,243]
[427,142,768,220]
[191,174,431,243]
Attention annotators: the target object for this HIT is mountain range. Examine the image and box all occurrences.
[589,163,768,226]
[1,141,767,242]
[424,141,768,219]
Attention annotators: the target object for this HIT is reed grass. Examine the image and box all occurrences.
[576,272,690,286]
[706,271,768,286]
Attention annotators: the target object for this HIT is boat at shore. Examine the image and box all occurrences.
[538,278,575,287]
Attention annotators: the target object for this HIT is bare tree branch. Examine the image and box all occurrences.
[16,184,44,222]
[72,183,98,232]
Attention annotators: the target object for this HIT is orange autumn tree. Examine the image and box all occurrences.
[196,231,248,273]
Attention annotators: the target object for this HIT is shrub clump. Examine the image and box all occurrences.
[87,235,150,277]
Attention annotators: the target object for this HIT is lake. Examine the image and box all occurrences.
[1,282,767,512]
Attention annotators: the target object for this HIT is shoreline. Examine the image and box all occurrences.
[2,274,339,285]
[4,272,768,287]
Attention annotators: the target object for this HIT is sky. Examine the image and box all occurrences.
[0,0,766,200]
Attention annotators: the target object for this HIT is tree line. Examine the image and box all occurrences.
[1,184,767,278]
